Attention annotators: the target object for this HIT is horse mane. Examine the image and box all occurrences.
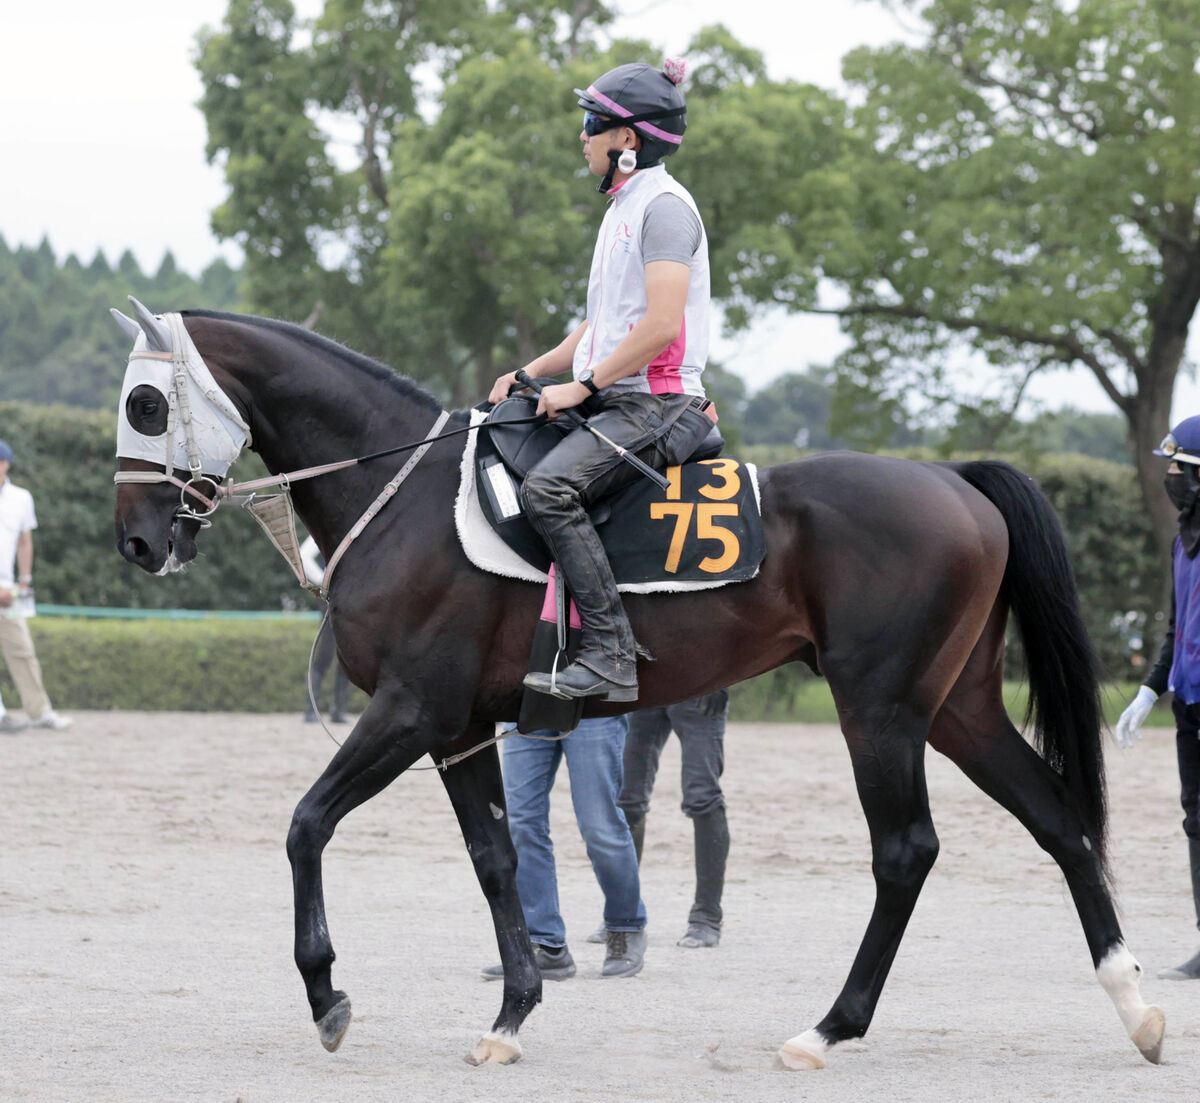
[181,309,447,416]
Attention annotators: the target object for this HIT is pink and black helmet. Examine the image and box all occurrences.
[575,59,688,169]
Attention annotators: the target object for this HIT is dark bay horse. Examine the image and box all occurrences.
[111,306,1164,1068]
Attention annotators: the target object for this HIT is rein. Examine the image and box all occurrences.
[118,410,541,594]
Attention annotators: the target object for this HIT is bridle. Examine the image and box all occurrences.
[114,312,537,595]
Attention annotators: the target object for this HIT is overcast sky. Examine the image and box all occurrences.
[2,1,1193,416]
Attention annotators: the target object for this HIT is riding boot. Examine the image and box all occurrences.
[625,812,646,865]
[684,808,729,941]
[521,511,638,702]
[1159,837,1200,980]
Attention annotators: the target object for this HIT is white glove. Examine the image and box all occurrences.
[1114,685,1157,749]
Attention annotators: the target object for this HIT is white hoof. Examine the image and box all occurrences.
[776,1028,828,1070]
[1097,943,1166,1065]
[464,1030,522,1066]
[1131,1005,1165,1065]
[776,1043,825,1070]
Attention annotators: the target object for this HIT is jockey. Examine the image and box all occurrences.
[489,58,715,702]
[1115,414,1200,978]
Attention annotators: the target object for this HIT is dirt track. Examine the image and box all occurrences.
[2,713,1198,1102]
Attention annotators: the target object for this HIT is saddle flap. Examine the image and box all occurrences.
[483,396,569,480]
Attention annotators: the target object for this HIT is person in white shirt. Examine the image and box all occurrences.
[0,439,72,733]
[487,58,715,703]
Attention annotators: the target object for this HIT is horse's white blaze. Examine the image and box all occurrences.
[1099,945,1156,1046]
[777,1028,828,1070]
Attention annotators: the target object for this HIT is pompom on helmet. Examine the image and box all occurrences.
[576,58,688,192]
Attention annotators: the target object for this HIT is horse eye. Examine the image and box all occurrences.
[126,384,169,435]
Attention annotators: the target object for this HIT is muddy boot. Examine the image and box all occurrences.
[680,808,728,948]
[1159,837,1200,980]
[626,812,646,865]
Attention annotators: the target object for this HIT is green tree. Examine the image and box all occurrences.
[195,0,613,388]
[773,0,1200,565]
[0,239,242,410]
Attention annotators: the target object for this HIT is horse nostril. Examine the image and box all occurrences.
[124,536,150,563]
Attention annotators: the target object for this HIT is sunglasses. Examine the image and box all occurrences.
[583,111,622,137]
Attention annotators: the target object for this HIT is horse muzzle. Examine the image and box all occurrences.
[115,514,200,574]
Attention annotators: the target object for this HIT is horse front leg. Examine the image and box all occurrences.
[438,731,540,1065]
[286,689,435,1052]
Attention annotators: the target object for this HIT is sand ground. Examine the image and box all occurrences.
[2,713,1198,1102]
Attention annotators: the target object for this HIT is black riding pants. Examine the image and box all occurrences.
[521,391,712,675]
[1172,697,1200,840]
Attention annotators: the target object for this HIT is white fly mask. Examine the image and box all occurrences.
[115,309,250,481]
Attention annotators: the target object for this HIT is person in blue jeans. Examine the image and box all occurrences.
[481,714,647,981]
[615,690,729,948]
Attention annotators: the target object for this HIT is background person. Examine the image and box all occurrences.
[0,438,72,732]
[1115,414,1200,979]
[611,690,730,948]
[299,535,350,724]
[480,715,647,980]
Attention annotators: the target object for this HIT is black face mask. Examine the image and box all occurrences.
[1165,470,1190,510]
[1166,467,1200,557]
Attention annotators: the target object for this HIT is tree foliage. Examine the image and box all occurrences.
[781,0,1200,560]
[0,235,240,411]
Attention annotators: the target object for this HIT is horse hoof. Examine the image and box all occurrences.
[775,1043,825,1071]
[317,996,352,1052]
[464,1030,522,1066]
[1131,1005,1165,1064]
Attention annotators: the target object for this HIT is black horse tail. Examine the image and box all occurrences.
[950,459,1109,877]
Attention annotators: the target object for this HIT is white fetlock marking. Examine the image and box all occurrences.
[1096,943,1149,1036]
[778,1028,828,1070]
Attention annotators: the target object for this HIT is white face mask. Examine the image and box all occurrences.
[115,313,250,477]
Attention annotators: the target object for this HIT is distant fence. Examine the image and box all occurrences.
[33,605,320,621]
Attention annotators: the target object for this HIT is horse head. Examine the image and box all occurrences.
[111,298,251,573]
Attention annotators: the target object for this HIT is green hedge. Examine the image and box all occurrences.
[0,399,1166,692]
[1,616,1170,727]
[0,617,366,714]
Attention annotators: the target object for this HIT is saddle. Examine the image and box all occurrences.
[472,395,764,586]
[459,396,766,734]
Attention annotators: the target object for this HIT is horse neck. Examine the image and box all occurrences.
[191,317,448,547]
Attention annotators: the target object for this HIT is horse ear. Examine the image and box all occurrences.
[110,308,142,342]
[128,297,172,353]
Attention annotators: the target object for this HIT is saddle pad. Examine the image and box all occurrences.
[455,410,765,593]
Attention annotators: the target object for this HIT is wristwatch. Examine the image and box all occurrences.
[578,369,599,395]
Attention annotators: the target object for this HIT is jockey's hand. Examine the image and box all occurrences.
[0,589,11,608]
[538,381,590,420]
[1114,685,1157,749]
[488,371,522,405]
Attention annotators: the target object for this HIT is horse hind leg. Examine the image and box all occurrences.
[928,672,1164,1064]
[779,703,941,1070]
